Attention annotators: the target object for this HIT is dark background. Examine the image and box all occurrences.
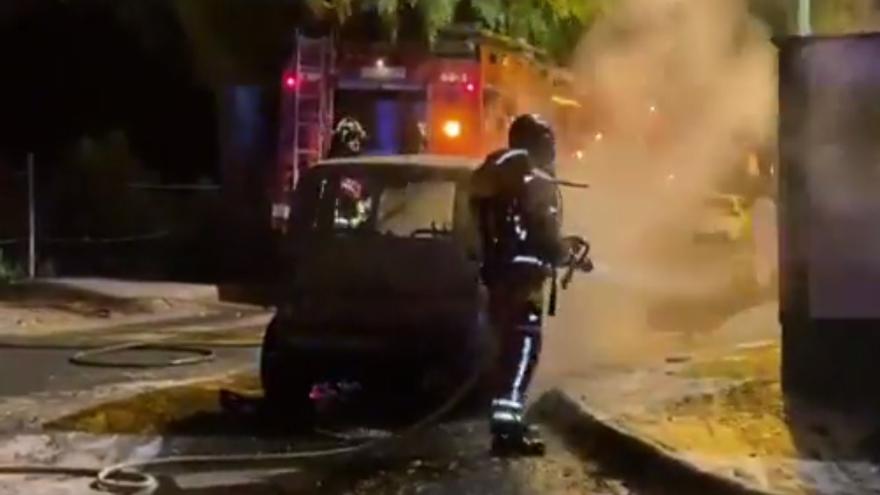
[0,0,313,281]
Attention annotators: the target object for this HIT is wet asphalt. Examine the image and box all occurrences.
[0,347,258,398]
[0,314,647,495]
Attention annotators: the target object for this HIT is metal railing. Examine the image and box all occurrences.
[0,153,223,280]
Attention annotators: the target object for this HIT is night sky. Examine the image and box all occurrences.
[0,0,305,181]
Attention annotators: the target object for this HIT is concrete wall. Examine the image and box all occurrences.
[779,33,880,410]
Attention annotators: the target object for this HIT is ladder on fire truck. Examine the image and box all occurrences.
[273,32,335,227]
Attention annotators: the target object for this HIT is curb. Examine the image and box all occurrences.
[2,279,276,309]
[533,388,778,495]
[30,278,220,303]
[1,280,140,306]
[0,309,270,348]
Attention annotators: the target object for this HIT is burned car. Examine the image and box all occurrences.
[261,155,486,413]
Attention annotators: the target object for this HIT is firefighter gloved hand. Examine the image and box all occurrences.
[561,235,591,268]
[576,255,594,273]
[560,235,593,289]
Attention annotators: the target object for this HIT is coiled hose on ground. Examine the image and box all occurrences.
[0,333,483,494]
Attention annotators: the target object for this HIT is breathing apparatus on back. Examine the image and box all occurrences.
[475,114,592,315]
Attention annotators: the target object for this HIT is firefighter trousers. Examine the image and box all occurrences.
[487,264,547,412]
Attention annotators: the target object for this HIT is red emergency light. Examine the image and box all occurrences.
[283,73,299,90]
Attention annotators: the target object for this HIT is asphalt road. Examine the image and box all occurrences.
[0,347,258,399]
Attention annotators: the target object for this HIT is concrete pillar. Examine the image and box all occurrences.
[217,84,277,283]
[779,33,880,410]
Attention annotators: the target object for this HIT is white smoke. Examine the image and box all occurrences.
[543,0,778,375]
[564,0,776,258]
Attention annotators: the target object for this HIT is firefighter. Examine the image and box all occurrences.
[471,114,585,456]
[328,116,367,158]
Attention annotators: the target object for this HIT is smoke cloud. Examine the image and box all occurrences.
[542,0,778,376]
[565,0,776,255]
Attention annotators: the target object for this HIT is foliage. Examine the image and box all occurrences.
[809,0,873,34]
[338,0,458,42]
[464,0,609,62]
[745,0,880,37]
[311,0,609,63]
[747,0,793,37]
[0,249,22,284]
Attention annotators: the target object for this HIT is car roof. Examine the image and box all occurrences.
[316,154,480,171]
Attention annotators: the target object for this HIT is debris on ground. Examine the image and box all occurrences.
[547,337,880,495]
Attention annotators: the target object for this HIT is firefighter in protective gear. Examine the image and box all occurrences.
[328,116,367,158]
[471,114,570,456]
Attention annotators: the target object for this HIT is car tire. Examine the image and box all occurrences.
[260,317,316,425]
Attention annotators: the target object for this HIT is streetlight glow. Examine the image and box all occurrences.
[443,120,462,139]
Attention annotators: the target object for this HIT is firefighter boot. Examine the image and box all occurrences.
[489,400,546,457]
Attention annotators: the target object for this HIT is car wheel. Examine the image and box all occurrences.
[260,317,316,425]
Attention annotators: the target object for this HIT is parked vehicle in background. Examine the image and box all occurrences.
[694,194,749,243]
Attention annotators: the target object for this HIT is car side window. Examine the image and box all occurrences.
[291,172,373,233]
[376,181,455,236]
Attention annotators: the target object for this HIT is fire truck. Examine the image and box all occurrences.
[271,24,588,225]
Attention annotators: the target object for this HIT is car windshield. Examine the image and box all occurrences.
[297,165,459,237]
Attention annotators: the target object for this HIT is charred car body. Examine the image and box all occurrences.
[262,155,486,413]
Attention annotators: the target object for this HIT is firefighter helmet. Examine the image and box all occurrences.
[330,117,367,157]
[509,114,555,174]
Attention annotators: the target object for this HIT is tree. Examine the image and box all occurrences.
[467,0,611,62]
[810,0,873,34]
[311,0,457,42]
[310,0,607,63]
[745,0,878,37]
